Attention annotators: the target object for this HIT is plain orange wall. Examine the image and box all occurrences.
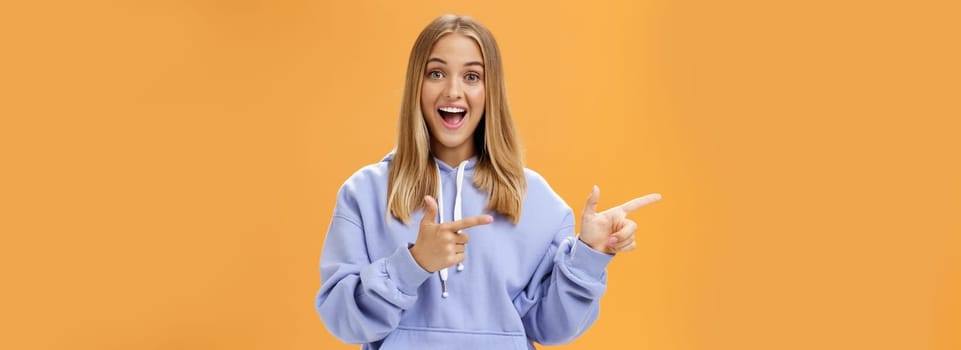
[1,1,959,349]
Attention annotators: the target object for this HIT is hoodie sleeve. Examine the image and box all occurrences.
[314,183,432,344]
[513,210,615,345]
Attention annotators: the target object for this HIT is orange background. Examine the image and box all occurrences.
[1,1,959,349]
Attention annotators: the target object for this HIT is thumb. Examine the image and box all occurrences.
[421,195,439,226]
[582,185,600,217]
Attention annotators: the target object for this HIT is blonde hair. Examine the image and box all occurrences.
[387,14,526,224]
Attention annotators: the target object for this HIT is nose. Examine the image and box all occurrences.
[444,79,462,100]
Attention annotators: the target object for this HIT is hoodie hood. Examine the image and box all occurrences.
[380,150,478,173]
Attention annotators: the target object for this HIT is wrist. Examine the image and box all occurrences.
[408,244,439,272]
[578,235,614,255]
[408,245,429,272]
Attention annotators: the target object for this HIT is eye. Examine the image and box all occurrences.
[465,72,481,82]
[428,70,445,79]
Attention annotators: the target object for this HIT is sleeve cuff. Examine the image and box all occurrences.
[384,244,432,296]
[566,237,615,280]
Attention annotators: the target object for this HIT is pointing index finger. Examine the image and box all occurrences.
[617,193,663,214]
[447,214,494,232]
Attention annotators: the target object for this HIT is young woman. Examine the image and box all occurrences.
[315,14,661,349]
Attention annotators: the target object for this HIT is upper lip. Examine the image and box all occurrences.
[438,104,468,112]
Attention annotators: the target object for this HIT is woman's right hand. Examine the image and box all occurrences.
[409,195,493,272]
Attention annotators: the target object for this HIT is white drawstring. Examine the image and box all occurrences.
[436,159,469,298]
[453,162,467,273]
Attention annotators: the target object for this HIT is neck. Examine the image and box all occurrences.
[431,140,475,168]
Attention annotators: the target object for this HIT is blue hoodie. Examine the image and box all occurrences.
[315,152,613,349]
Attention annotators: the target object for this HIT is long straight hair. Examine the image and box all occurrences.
[387,14,526,224]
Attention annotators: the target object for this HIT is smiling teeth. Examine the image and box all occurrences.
[439,107,466,113]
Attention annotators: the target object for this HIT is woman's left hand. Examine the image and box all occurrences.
[578,186,661,255]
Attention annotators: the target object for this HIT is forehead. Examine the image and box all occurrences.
[428,33,483,64]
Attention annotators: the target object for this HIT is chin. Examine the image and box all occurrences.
[437,135,471,149]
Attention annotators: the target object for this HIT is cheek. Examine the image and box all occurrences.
[468,87,486,114]
[420,87,430,110]
[421,83,440,108]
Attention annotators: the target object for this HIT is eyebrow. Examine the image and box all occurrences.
[427,57,484,68]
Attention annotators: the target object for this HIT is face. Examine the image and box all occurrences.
[421,33,486,163]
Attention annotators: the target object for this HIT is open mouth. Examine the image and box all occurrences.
[438,106,467,129]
